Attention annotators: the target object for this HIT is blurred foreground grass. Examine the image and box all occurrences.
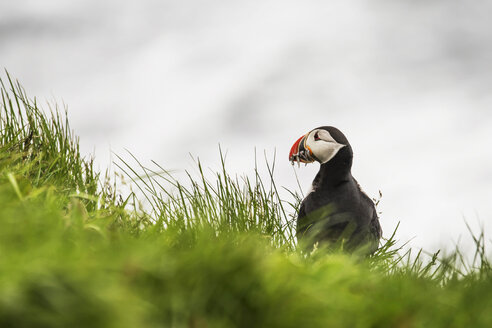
[1,74,491,327]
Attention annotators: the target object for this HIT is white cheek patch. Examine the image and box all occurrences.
[306,130,345,164]
[312,141,345,163]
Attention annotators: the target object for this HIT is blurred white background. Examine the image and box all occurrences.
[2,0,492,252]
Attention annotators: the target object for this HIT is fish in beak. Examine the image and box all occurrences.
[289,133,317,165]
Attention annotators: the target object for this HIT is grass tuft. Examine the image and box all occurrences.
[114,149,297,249]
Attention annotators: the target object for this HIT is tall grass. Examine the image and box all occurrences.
[1,73,492,327]
[114,150,298,249]
[0,72,98,208]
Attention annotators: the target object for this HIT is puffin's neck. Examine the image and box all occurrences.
[312,155,353,190]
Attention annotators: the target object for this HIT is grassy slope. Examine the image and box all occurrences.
[0,74,491,327]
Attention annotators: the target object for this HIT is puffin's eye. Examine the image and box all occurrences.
[314,132,321,141]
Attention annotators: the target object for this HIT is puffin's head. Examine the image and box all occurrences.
[289,126,350,165]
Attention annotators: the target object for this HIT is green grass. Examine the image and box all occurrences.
[0,73,491,327]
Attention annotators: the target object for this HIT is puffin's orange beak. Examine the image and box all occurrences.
[289,133,315,164]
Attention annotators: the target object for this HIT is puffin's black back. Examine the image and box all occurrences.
[296,126,382,254]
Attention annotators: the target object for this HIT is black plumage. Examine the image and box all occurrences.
[291,126,382,255]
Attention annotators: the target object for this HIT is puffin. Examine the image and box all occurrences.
[288,126,382,255]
